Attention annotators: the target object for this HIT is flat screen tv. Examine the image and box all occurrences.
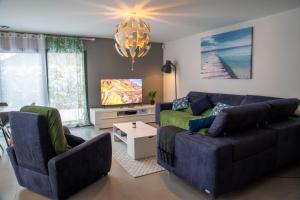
[100,79,143,106]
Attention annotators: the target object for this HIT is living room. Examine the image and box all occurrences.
[1,0,300,200]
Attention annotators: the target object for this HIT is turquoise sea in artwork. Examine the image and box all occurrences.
[201,27,253,79]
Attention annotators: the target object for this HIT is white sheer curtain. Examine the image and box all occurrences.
[46,36,89,126]
[0,32,48,110]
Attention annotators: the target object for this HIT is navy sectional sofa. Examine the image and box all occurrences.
[156,91,300,198]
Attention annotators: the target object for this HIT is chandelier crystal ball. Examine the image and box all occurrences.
[114,15,151,71]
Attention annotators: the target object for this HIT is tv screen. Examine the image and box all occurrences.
[100,79,143,105]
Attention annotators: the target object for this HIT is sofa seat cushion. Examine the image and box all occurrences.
[226,129,276,161]
[160,110,200,130]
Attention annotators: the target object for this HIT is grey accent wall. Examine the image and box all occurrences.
[84,38,163,108]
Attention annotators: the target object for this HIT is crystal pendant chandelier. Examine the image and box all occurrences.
[114,15,151,71]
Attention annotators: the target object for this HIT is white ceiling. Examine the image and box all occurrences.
[0,0,299,42]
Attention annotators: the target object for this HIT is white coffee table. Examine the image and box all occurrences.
[113,121,157,160]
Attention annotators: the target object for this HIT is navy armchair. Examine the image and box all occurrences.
[7,112,112,200]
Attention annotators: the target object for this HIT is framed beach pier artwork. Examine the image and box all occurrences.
[200,27,253,79]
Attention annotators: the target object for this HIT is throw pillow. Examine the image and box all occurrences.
[20,106,69,154]
[209,102,233,116]
[172,96,189,111]
[208,112,228,137]
[190,96,213,115]
[188,115,216,133]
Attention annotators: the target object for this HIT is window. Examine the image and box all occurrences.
[47,52,88,126]
[0,53,47,110]
[0,33,89,126]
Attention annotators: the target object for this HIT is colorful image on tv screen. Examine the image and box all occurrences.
[100,79,143,105]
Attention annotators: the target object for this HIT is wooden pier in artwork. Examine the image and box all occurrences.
[201,51,237,79]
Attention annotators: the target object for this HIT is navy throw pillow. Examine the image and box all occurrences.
[190,96,213,115]
[188,115,216,133]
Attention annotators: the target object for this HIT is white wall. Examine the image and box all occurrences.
[163,8,300,102]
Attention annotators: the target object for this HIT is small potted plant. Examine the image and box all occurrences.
[148,90,157,105]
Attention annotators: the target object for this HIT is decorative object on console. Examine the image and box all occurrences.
[114,14,151,71]
[172,96,189,111]
[132,122,136,128]
[148,90,157,105]
[201,27,253,79]
[161,60,177,99]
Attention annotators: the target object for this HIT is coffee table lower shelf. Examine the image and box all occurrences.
[113,121,157,160]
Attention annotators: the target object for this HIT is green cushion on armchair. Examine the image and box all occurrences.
[20,106,69,154]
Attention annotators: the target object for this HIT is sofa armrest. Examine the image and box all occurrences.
[48,133,112,199]
[155,102,173,124]
[174,133,232,198]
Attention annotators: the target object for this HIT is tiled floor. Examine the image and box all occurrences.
[1,126,300,200]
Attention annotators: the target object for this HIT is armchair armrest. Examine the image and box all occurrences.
[155,102,173,124]
[48,133,112,199]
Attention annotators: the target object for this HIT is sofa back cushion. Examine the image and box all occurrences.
[9,112,55,175]
[210,93,245,106]
[187,91,245,106]
[208,102,271,137]
[266,98,299,123]
[187,91,209,103]
[190,95,214,115]
[241,95,279,105]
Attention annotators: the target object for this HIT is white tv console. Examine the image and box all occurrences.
[90,105,155,129]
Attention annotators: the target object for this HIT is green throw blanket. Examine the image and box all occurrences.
[160,107,212,129]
